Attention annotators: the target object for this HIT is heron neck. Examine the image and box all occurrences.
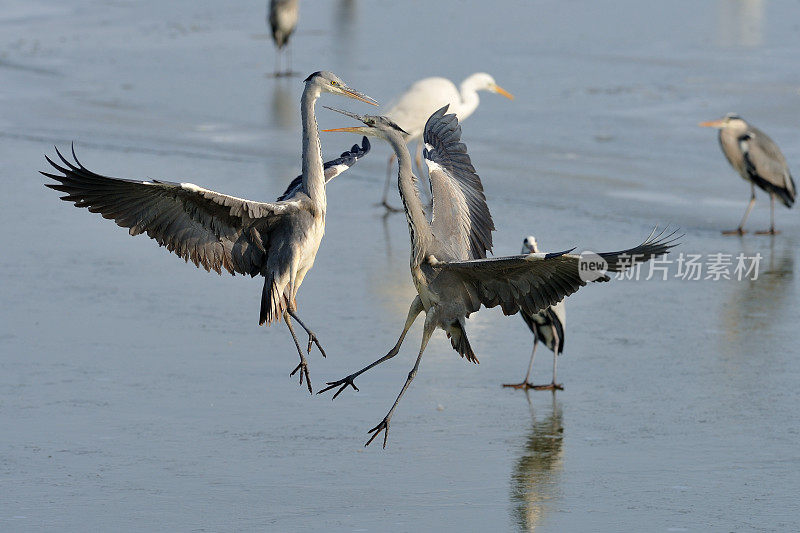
[386,131,431,261]
[300,84,326,205]
[457,79,481,120]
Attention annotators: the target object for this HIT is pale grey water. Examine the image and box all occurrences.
[1,1,799,531]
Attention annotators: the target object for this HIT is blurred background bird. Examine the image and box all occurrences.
[378,73,513,210]
[700,113,795,235]
[268,0,299,77]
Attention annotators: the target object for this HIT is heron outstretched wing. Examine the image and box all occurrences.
[42,146,302,277]
[423,105,495,261]
[278,137,370,201]
[437,229,679,316]
[740,128,796,206]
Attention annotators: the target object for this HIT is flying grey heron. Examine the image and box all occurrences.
[268,0,299,76]
[319,105,679,447]
[503,236,566,391]
[379,73,513,211]
[41,71,377,394]
[700,113,796,235]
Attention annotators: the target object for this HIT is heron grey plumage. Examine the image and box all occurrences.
[268,0,299,76]
[319,105,679,447]
[41,71,377,394]
[378,73,513,211]
[700,113,796,235]
[503,236,566,391]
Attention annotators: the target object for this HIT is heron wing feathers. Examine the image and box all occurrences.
[741,128,796,206]
[278,137,370,201]
[42,146,299,277]
[438,229,678,317]
[423,106,495,261]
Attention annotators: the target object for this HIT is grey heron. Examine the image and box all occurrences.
[268,0,299,77]
[41,71,377,394]
[379,73,513,211]
[700,113,796,235]
[503,236,566,391]
[319,105,679,447]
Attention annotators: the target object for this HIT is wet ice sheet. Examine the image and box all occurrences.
[2,1,799,531]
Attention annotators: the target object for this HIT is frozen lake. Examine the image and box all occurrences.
[2,0,799,531]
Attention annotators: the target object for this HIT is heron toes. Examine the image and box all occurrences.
[365,417,390,448]
[379,200,404,213]
[306,332,327,357]
[754,228,780,235]
[290,360,313,394]
[533,382,564,391]
[722,228,746,236]
[502,381,536,389]
[317,374,359,399]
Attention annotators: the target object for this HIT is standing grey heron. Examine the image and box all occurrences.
[503,236,566,391]
[41,71,377,393]
[700,113,796,235]
[268,0,299,77]
[378,73,513,211]
[319,105,679,447]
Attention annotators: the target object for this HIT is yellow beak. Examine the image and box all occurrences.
[492,84,514,100]
[698,119,724,128]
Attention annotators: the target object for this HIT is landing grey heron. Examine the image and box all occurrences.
[700,113,796,235]
[41,71,377,394]
[319,105,679,447]
[268,0,299,76]
[379,73,513,211]
[503,236,566,391]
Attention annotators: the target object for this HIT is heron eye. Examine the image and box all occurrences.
[330,81,338,87]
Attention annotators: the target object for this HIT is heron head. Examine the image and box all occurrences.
[464,72,514,100]
[304,71,378,106]
[522,235,538,254]
[321,106,409,140]
[698,113,746,130]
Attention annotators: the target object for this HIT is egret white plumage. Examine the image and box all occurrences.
[378,73,513,210]
[503,236,566,391]
[319,105,679,447]
[268,0,299,76]
[41,71,377,394]
[700,113,796,235]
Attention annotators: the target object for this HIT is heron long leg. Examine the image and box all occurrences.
[319,296,424,399]
[285,311,312,394]
[380,154,403,212]
[503,334,539,389]
[365,314,436,448]
[534,327,564,391]
[755,193,779,235]
[723,184,756,235]
[287,310,326,357]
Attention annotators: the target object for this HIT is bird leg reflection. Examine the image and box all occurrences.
[366,314,435,448]
[723,184,755,235]
[318,297,423,399]
[285,311,312,393]
[288,310,327,357]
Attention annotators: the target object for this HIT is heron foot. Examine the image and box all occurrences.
[533,382,564,391]
[317,374,359,399]
[290,358,313,394]
[754,228,779,235]
[305,331,327,358]
[379,200,403,213]
[721,228,746,236]
[502,381,536,389]
[365,416,390,448]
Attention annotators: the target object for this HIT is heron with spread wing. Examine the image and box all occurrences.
[41,71,377,394]
[319,105,679,447]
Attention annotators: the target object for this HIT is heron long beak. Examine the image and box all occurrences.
[341,86,379,106]
[322,126,371,134]
[492,84,514,100]
[699,119,724,128]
